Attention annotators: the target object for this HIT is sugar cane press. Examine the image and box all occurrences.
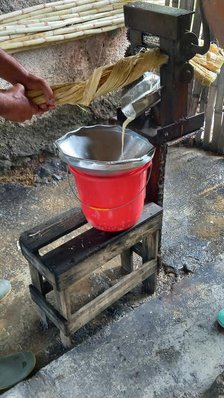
[118,0,211,205]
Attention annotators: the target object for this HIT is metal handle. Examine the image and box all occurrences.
[180,0,210,60]
[67,167,152,212]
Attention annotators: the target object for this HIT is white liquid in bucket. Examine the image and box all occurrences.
[121,115,135,156]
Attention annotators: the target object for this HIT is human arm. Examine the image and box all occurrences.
[0,48,55,121]
[0,48,54,108]
[203,0,224,48]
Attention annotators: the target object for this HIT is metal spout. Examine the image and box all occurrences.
[121,72,161,119]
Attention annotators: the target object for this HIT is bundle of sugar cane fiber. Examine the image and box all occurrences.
[27,44,224,108]
[28,49,168,107]
[189,43,224,86]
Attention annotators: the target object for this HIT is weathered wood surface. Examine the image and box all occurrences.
[22,247,56,285]
[30,285,68,335]
[42,203,162,290]
[29,264,49,328]
[20,207,86,251]
[68,259,157,334]
[142,231,159,294]
[204,82,218,146]
[55,289,73,347]
[132,242,143,257]
[121,248,134,273]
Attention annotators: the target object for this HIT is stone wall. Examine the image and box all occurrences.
[0,0,129,171]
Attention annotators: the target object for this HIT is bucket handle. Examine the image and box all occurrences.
[67,166,152,212]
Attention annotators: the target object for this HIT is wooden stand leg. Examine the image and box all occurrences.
[142,231,159,295]
[121,248,134,273]
[29,264,48,329]
[55,289,72,348]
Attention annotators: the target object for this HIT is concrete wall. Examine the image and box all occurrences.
[0,0,129,170]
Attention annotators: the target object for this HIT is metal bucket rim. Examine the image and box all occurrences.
[55,124,155,166]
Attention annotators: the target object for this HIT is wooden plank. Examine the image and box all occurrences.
[55,289,72,347]
[180,0,191,10]
[20,207,86,252]
[218,119,224,154]
[204,82,218,146]
[142,231,159,294]
[42,280,53,295]
[45,208,162,291]
[21,245,56,285]
[30,284,68,335]
[211,67,224,152]
[132,242,143,257]
[29,264,49,328]
[121,249,134,273]
[179,0,185,8]
[59,214,161,290]
[194,86,209,143]
[199,87,209,114]
[172,0,179,7]
[187,79,194,115]
[55,289,72,319]
[188,0,195,11]
[68,259,157,333]
[187,1,202,119]
[192,1,201,37]
[188,80,202,116]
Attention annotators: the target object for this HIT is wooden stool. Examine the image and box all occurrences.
[20,202,162,347]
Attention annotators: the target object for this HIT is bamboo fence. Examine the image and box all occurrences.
[166,0,224,154]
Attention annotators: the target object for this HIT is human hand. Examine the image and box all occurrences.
[0,83,42,122]
[22,73,55,112]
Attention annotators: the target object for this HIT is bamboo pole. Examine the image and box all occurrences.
[0,0,134,52]
[0,0,97,22]
[5,2,124,25]
[3,24,125,54]
[0,14,124,51]
[3,24,125,53]
[0,0,129,24]
[0,9,124,35]
[0,3,126,43]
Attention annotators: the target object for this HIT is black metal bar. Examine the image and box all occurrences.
[155,113,205,144]
[124,2,193,41]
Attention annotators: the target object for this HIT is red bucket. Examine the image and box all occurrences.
[69,161,152,232]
